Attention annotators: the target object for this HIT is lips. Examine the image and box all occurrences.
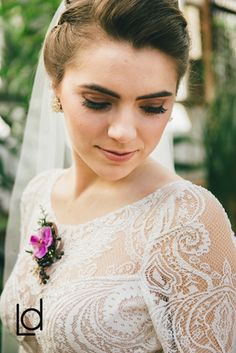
[96,146,137,162]
[98,147,137,155]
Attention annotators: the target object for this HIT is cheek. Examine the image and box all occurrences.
[65,111,106,142]
[60,94,102,141]
[142,118,169,144]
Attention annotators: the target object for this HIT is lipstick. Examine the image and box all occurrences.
[98,147,137,162]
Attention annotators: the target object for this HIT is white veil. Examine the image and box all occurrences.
[1,3,68,352]
[1,1,175,352]
[2,1,68,287]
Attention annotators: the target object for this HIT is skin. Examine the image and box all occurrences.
[54,38,180,205]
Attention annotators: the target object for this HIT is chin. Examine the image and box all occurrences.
[96,166,135,182]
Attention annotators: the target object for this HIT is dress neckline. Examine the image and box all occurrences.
[47,168,191,230]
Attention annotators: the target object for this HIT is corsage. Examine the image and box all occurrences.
[26,206,64,284]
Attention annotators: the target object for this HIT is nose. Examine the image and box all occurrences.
[107,111,137,143]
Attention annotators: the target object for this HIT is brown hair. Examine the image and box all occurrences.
[44,0,190,88]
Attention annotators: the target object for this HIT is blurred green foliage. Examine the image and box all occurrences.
[0,0,61,152]
[204,14,236,230]
[0,0,61,349]
[186,59,205,106]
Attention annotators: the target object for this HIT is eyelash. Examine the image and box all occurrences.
[82,98,167,116]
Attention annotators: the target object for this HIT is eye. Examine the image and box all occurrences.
[141,105,168,116]
[82,98,111,111]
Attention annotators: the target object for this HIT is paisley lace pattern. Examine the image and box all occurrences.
[0,168,236,353]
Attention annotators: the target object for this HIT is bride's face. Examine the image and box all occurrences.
[56,39,177,181]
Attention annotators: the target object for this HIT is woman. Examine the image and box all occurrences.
[1,0,236,352]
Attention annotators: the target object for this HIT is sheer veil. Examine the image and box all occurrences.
[1,1,174,352]
[1,2,68,352]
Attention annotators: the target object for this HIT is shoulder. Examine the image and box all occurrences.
[169,180,233,230]
[21,168,64,205]
[149,179,235,249]
[175,181,232,224]
[142,180,236,279]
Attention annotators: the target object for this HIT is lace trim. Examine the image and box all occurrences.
[46,168,192,230]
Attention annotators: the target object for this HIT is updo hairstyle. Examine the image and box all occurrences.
[44,0,190,88]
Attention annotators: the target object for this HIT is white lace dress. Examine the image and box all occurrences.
[1,168,236,353]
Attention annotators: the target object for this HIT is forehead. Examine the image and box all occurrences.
[62,39,177,94]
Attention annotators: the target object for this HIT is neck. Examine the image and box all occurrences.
[66,155,156,202]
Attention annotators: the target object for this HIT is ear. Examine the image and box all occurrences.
[51,81,61,98]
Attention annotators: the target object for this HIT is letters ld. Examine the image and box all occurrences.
[16,298,43,336]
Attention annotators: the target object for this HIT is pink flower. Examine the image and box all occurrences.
[30,226,53,258]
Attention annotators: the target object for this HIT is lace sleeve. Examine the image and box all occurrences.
[140,184,236,353]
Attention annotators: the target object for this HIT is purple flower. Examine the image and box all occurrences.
[30,226,53,258]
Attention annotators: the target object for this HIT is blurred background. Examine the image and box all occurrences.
[0,0,236,350]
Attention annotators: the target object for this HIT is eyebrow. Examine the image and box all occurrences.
[79,83,173,100]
